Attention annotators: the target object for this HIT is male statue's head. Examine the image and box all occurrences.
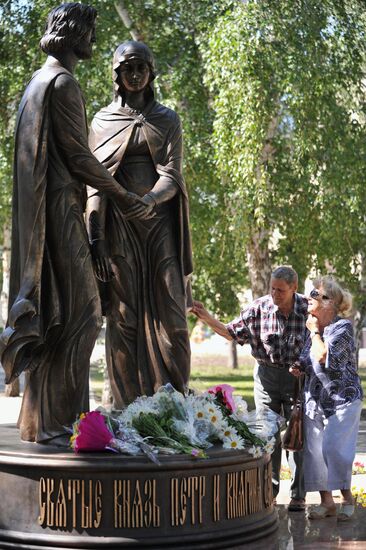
[40,2,97,59]
[112,41,156,101]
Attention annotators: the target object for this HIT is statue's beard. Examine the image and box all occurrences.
[74,42,93,60]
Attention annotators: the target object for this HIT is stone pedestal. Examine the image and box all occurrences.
[0,424,278,549]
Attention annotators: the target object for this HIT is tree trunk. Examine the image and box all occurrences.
[245,112,279,299]
[246,227,272,299]
[114,1,143,40]
[227,339,238,369]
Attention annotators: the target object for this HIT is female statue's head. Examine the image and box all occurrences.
[112,41,156,102]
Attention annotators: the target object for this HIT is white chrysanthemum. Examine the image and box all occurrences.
[223,435,245,450]
[207,407,224,427]
[248,445,263,458]
[191,400,227,435]
[206,416,229,440]
[118,396,158,426]
[190,399,221,423]
[190,403,209,421]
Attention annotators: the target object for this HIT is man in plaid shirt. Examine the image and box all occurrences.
[192,265,308,511]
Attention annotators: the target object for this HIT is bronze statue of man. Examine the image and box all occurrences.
[0,3,143,444]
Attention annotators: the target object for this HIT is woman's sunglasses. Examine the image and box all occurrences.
[309,288,329,301]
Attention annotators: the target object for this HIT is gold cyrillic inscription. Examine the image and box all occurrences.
[68,479,80,528]
[38,477,102,528]
[55,479,66,527]
[170,476,206,526]
[213,474,220,522]
[114,479,160,528]
[38,477,46,525]
[143,479,160,527]
[38,463,270,530]
[46,477,54,526]
[226,468,262,519]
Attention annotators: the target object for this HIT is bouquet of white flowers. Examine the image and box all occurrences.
[68,383,281,462]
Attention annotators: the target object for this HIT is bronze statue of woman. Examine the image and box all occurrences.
[87,41,193,407]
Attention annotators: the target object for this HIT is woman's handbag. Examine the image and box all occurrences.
[282,374,304,452]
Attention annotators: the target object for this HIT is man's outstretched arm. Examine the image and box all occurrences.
[190,301,233,341]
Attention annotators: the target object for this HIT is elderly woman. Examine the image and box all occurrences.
[291,276,363,520]
[86,41,193,407]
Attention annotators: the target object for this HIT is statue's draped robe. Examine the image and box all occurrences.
[0,63,122,442]
[89,98,192,406]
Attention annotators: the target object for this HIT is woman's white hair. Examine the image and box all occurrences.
[313,275,353,318]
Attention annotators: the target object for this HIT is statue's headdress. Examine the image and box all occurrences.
[112,41,156,101]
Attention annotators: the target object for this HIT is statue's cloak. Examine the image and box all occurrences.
[88,98,193,297]
[0,66,69,383]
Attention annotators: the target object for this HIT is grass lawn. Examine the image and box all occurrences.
[188,362,255,409]
[91,359,366,414]
[90,360,256,408]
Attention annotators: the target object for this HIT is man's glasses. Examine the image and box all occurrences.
[309,288,329,301]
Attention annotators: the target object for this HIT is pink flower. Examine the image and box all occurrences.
[73,411,114,453]
[191,448,206,459]
[207,384,236,412]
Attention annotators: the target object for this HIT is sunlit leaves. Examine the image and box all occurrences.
[203,0,366,302]
[2,0,366,318]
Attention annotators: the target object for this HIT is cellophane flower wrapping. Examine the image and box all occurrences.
[69,383,281,461]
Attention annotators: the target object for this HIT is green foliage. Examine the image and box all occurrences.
[203,0,366,308]
[2,0,366,323]
[0,0,53,227]
[112,0,244,317]
[0,0,243,319]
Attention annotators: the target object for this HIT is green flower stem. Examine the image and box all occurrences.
[132,412,206,457]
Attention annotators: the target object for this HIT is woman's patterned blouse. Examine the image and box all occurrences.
[300,317,363,418]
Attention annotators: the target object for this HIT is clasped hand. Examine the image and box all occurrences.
[92,194,156,281]
[122,192,156,220]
